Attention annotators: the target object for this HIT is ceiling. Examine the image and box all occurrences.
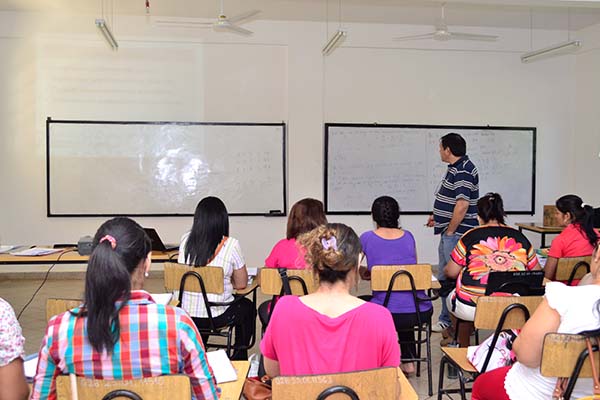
[2,0,600,30]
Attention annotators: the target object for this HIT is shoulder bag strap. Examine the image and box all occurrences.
[278,268,292,295]
[206,236,228,265]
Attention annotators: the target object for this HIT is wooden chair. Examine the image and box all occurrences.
[370,264,436,396]
[259,268,318,327]
[46,298,82,321]
[437,295,544,400]
[164,262,256,357]
[56,374,191,400]
[555,256,591,285]
[271,367,401,400]
[541,332,600,400]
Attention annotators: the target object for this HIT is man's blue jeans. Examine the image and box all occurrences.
[437,231,461,326]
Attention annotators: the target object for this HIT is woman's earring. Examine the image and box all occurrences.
[144,272,149,278]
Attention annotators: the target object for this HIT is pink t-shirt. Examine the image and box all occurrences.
[547,224,599,259]
[260,296,400,376]
[264,238,307,269]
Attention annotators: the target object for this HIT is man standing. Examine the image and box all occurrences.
[427,133,479,334]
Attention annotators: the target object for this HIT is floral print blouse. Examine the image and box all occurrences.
[450,226,539,306]
[0,297,25,366]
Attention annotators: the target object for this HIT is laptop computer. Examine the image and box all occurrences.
[143,228,179,252]
[485,270,545,296]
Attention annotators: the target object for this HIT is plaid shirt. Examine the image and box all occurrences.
[31,291,219,400]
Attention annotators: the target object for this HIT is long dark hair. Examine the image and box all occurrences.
[85,217,151,354]
[371,196,400,229]
[556,194,598,247]
[184,196,229,265]
[477,192,506,225]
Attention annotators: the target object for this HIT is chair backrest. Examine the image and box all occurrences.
[473,296,544,330]
[271,367,401,400]
[163,262,224,295]
[56,374,191,400]
[260,268,318,296]
[370,264,433,291]
[541,332,600,400]
[555,256,592,282]
[46,298,83,321]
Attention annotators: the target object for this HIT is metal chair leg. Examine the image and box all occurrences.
[437,356,447,400]
[426,325,433,396]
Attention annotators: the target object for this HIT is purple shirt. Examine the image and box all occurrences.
[360,230,432,314]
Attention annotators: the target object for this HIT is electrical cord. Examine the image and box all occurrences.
[17,249,77,320]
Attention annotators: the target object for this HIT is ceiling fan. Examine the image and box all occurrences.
[154,0,260,36]
[393,4,498,42]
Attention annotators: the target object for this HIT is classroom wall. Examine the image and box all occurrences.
[574,22,600,203]
[0,9,583,271]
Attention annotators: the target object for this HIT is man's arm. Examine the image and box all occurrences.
[446,199,469,235]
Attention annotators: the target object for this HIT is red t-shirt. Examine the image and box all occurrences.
[260,296,400,376]
[547,224,599,259]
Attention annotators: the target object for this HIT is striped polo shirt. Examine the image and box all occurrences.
[433,155,479,235]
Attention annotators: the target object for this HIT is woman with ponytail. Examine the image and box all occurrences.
[31,217,218,400]
[260,223,400,377]
[543,194,599,282]
[444,193,540,345]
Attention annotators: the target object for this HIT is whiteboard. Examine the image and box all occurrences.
[325,124,536,214]
[47,119,286,216]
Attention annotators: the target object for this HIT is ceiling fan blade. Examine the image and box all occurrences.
[448,32,499,41]
[216,23,253,36]
[392,33,436,42]
[227,10,260,24]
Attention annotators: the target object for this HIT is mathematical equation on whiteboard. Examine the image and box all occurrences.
[326,126,535,213]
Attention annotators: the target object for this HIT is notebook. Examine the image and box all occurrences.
[143,228,179,252]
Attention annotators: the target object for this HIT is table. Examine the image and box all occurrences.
[0,248,179,265]
[219,360,250,400]
[516,223,564,248]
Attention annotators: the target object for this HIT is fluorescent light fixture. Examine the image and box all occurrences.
[521,40,581,63]
[96,18,118,50]
[322,29,346,56]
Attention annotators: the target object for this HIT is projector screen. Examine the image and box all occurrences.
[47,119,286,216]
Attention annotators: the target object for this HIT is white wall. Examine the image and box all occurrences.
[574,22,600,203]
[0,10,583,272]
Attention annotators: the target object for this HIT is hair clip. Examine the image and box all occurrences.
[321,236,338,251]
[99,235,117,250]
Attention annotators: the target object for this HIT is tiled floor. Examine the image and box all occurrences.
[0,274,470,399]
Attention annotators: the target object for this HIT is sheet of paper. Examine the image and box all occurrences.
[10,247,63,256]
[0,245,23,254]
[246,267,258,277]
[206,349,238,384]
[431,275,438,282]
[150,293,173,305]
[24,354,39,378]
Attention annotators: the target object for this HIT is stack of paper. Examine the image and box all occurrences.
[10,247,62,256]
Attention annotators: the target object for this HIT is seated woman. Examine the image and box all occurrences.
[444,193,540,346]
[31,217,218,400]
[265,198,327,270]
[472,241,600,400]
[178,196,255,360]
[0,298,28,400]
[258,198,327,326]
[359,196,432,376]
[543,194,598,282]
[260,223,400,376]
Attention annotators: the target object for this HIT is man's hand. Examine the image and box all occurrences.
[426,215,435,227]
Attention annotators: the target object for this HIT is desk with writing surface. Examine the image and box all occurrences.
[0,248,179,265]
[516,223,563,248]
